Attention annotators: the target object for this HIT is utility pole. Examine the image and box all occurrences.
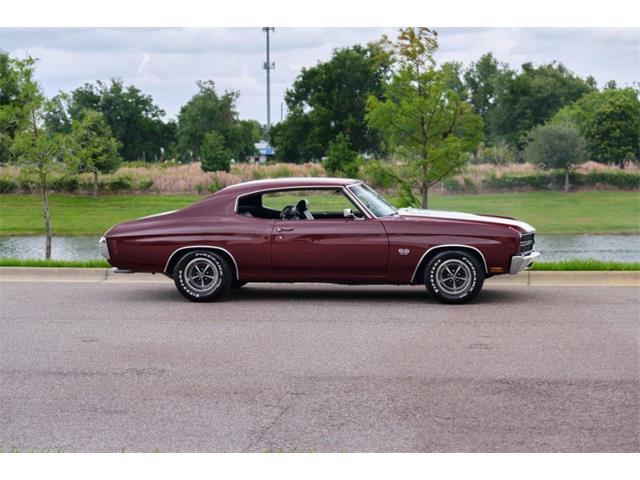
[262,27,275,133]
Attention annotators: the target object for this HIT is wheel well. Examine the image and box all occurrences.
[412,246,487,283]
[164,246,239,280]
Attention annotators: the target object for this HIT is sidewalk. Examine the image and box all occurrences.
[0,267,638,286]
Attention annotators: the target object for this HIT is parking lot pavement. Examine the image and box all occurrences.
[0,281,638,452]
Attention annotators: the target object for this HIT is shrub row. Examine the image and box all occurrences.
[445,170,640,192]
[2,168,638,195]
[0,175,156,194]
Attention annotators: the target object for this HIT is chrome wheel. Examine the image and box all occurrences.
[184,257,220,293]
[434,259,472,295]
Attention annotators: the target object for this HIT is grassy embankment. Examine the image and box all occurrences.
[1,191,638,236]
[0,258,638,271]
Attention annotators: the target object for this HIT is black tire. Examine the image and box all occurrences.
[173,250,232,302]
[230,280,248,289]
[424,250,484,304]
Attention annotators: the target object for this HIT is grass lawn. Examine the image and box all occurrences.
[0,191,638,236]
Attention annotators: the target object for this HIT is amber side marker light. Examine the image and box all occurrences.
[489,267,504,273]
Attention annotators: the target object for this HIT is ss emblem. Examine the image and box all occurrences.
[398,248,411,256]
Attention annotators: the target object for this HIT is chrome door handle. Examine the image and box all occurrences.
[276,227,294,232]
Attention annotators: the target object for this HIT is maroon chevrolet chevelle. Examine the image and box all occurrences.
[99,177,539,304]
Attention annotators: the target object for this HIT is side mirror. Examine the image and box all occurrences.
[343,208,355,219]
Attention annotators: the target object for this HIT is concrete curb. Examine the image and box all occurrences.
[0,267,638,286]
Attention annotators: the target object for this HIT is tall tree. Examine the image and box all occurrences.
[176,80,255,162]
[463,52,513,142]
[523,122,587,192]
[5,56,76,259]
[491,62,596,147]
[71,110,121,196]
[554,87,640,167]
[366,28,483,208]
[270,43,391,162]
[48,80,173,162]
[0,51,29,163]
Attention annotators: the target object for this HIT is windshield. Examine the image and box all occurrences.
[348,183,398,218]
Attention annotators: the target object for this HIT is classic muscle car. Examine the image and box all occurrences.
[99,177,539,304]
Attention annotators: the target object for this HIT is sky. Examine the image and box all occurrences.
[1,27,638,124]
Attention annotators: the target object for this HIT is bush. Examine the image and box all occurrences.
[481,170,640,191]
[463,176,478,193]
[19,177,38,192]
[582,171,640,189]
[200,131,232,173]
[136,178,154,192]
[51,176,78,193]
[442,178,462,191]
[207,178,225,193]
[482,172,551,190]
[107,175,133,192]
[0,177,18,193]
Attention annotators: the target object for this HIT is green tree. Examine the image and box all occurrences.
[71,109,121,196]
[491,62,596,147]
[0,51,29,163]
[268,111,316,163]
[54,80,173,162]
[200,130,232,173]
[43,92,73,135]
[5,57,76,258]
[270,43,391,162]
[366,28,483,208]
[177,81,254,163]
[323,133,362,178]
[228,119,260,160]
[463,52,513,143]
[554,88,640,167]
[523,122,587,192]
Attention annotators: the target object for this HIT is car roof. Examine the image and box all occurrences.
[218,177,361,195]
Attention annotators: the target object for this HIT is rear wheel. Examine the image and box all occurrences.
[424,250,484,304]
[173,250,232,302]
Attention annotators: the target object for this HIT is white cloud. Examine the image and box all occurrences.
[1,27,638,123]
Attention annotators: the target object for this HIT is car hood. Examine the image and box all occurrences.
[397,207,535,233]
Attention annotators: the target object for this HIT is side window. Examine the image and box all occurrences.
[263,189,363,220]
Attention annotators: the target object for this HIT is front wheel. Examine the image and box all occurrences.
[424,250,484,304]
[173,251,232,302]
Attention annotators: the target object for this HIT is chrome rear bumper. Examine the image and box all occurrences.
[510,251,540,274]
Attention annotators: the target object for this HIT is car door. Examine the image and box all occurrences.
[269,189,389,280]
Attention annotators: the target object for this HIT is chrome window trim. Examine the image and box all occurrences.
[410,244,489,282]
[164,245,239,280]
[233,183,374,219]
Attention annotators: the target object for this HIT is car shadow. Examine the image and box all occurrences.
[224,284,530,305]
[116,283,531,306]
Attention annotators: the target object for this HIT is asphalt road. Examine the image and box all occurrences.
[0,280,638,452]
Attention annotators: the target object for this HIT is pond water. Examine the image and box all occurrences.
[1,234,639,262]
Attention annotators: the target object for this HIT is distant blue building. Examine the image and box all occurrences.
[253,141,276,163]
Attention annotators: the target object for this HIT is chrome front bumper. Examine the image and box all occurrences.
[510,251,540,274]
[98,237,110,260]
